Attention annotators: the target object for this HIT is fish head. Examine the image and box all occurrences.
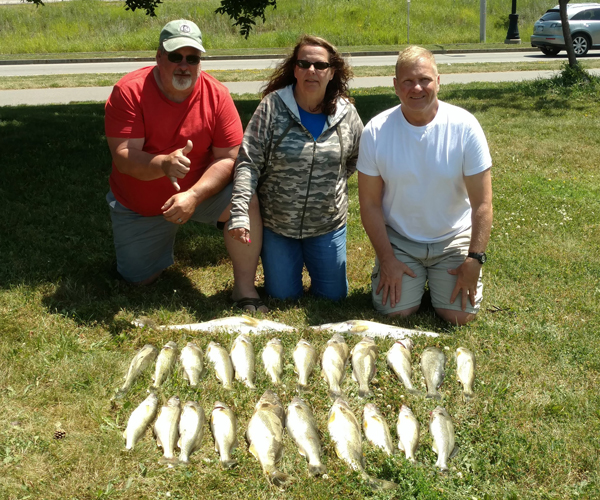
[167,395,181,408]
[397,338,414,351]
[268,338,282,346]
[257,390,282,408]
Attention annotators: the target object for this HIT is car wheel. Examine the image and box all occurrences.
[572,34,590,56]
[540,46,561,56]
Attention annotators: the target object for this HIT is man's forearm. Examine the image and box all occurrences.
[469,200,493,253]
[112,147,167,181]
[188,157,234,206]
[361,203,396,263]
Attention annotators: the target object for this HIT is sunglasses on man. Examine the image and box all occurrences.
[295,59,332,70]
[167,52,201,65]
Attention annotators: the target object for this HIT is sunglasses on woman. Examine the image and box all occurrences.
[295,59,331,70]
[167,52,201,65]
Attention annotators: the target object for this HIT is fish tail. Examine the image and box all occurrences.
[308,463,327,477]
[426,390,442,400]
[358,386,373,399]
[407,388,422,397]
[113,388,127,400]
[463,390,474,402]
[159,456,179,466]
[221,459,238,469]
[361,471,398,490]
[246,380,257,390]
[296,383,307,392]
[269,470,294,488]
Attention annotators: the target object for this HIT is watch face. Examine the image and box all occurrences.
[480,253,487,264]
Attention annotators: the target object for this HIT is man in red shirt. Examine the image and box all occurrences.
[105,19,265,312]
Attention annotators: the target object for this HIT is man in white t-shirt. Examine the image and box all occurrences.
[357,46,493,325]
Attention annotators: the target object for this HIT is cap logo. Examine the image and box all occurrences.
[180,24,191,34]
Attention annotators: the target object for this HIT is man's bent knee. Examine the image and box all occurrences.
[387,305,420,318]
[435,308,476,326]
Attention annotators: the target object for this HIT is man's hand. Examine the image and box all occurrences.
[447,258,481,311]
[376,256,417,308]
[161,140,193,191]
[161,190,198,224]
[228,227,251,245]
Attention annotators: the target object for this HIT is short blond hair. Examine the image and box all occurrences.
[395,45,438,78]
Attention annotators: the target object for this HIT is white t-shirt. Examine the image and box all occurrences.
[357,100,492,243]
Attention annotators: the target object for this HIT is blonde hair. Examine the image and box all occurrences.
[395,45,438,78]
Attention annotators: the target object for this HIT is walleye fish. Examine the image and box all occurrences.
[420,347,446,400]
[246,391,293,488]
[312,320,439,340]
[261,338,284,385]
[429,406,457,472]
[293,339,318,392]
[285,397,326,477]
[206,341,234,390]
[153,395,181,465]
[397,405,419,463]
[134,315,296,335]
[362,403,394,455]
[351,337,378,399]
[180,342,204,388]
[230,334,256,389]
[151,341,179,390]
[321,334,349,398]
[210,401,238,469]
[386,338,419,396]
[328,398,397,490]
[123,392,159,450]
[456,347,476,401]
[178,401,205,465]
[115,344,159,399]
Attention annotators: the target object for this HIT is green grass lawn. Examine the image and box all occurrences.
[1,77,599,499]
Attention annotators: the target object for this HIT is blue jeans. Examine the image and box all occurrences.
[261,226,348,301]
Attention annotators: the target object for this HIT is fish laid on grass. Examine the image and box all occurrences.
[180,342,204,388]
[152,341,179,390]
[420,347,446,400]
[177,401,205,465]
[311,320,439,340]
[456,347,476,401]
[230,334,256,389]
[115,344,159,399]
[328,398,397,490]
[386,339,420,396]
[429,406,457,472]
[293,339,318,392]
[134,316,296,335]
[261,338,284,385]
[362,403,394,455]
[123,392,159,450]
[285,397,326,477]
[397,405,419,463]
[210,401,238,469]
[321,334,349,398]
[206,341,234,390]
[153,395,181,466]
[351,337,378,399]
[246,391,293,488]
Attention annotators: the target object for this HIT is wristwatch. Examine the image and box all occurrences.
[468,252,487,264]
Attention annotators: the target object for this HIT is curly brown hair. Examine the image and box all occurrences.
[262,35,354,116]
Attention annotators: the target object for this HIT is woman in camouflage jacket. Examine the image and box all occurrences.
[229,35,364,302]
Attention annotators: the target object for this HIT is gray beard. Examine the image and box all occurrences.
[172,74,193,91]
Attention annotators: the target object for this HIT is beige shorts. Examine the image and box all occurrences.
[371,226,483,315]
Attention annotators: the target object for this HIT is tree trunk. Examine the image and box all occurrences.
[559,0,578,67]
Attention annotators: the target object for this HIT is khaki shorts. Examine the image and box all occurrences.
[371,226,483,315]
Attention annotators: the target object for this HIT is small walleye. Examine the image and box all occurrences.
[246,391,293,488]
[328,398,397,490]
[180,342,204,388]
[351,337,378,399]
[141,315,296,335]
[321,334,349,398]
[261,338,284,385]
[362,403,394,455]
[312,320,439,340]
[123,392,159,450]
[386,339,419,396]
[178,401,205,465]
[429,406,457,472]
[206,341,234,390]
[152,341,179,390]
[153,395,181,465]
[230,334,256,389]
[285,397,326,477]
[397,405,419,463]
[456,347,476,401]
[115,344,159,398]
[420,347,446,400]
[293,339,318,392]
[210,401,238,469]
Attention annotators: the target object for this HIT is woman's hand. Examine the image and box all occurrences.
[228,227,251,244]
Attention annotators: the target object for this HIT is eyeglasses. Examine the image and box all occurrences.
[167,52,201,65]
[295,59,331,70]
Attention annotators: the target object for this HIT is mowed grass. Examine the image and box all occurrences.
[1,79,600,500]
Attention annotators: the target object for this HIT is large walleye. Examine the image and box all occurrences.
[153,395,181,465]
[456,347,476,401]
[261,338,284,385]
[230,334,256,389]
[351,337,378,398]
[151,341,179,390]
[293,339,318,392]
[210,401,238,469]
[123,392,159,450]
[180,342,204,388]
[420,347,446,400]
[328,398,397,490]
[386,339,419,396]
[285,397,326,477]
[177,401,205,465]
[312,320,439,340]
[362,403,394,455]
[397,405,419,463]
[115,344,159,399]
[429,406,457,472]
[321,333,349,398]
[246,391,293,488]
[206,341,234,390]
[134,315,296,335]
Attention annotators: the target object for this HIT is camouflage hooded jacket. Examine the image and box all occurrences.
[229,84,364,239]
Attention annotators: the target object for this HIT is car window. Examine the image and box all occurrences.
[541,10,561,21]
[571,10,594,21]
[593,9,600,20]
